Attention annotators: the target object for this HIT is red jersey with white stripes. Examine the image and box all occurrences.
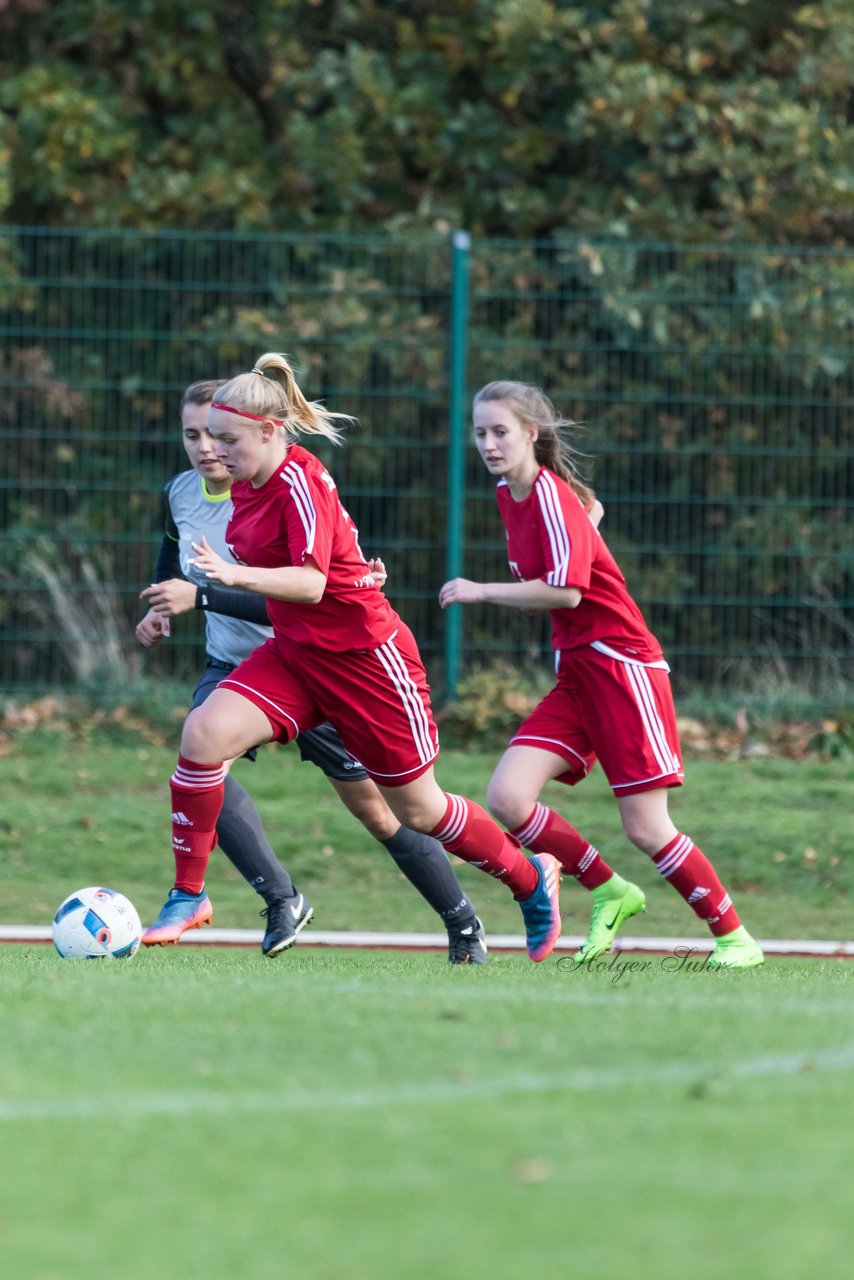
[496,467,664,662]
[227,444,399,651]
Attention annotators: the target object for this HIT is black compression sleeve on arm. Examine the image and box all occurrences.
[154,534,182,582]
[194,582,271,625]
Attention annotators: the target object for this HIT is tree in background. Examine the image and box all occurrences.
[1,2,851,697]
[0,0,852,244]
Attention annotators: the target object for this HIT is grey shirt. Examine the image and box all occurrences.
[164,470,272,665]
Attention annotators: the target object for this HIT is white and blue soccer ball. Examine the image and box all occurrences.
[52,886,142,959]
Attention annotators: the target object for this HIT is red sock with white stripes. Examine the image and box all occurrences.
[430,793,538,900]
[170,754,226,894]
[511,803,614,889]
[652,832,740,936]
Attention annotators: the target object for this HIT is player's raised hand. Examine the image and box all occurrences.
[190,536,239,587]
[438,578,486,608]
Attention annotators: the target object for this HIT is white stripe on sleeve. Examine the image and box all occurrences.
[283,463,317,555]
[536,471,571,587]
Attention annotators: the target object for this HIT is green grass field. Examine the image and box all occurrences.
[0,734,851,940]
[1,732,854,942]
[1,947,852,1279]
[1,734,852,1278]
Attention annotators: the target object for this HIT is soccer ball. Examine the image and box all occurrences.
[52,886,142,959]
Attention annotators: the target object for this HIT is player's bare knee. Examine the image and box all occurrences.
[181,708,222,762]
[485,779,525,830]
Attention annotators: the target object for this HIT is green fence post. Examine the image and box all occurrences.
[445,229,471,700]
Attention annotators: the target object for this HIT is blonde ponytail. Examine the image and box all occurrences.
[215,353,353,444]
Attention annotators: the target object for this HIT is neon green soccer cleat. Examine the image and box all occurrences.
[706,925,765,969]
[572,875,646,964]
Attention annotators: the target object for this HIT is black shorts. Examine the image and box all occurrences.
[190,659,234,710]
[295,721,369,782]
[191,657,369,781]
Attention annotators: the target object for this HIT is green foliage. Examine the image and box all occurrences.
[1,1,852,243]
[438,660,555,747]
[0,227,851,694]
[809,716,854,760]
[0,5,852,695]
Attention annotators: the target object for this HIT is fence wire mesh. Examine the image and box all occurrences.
[1,227,851,704]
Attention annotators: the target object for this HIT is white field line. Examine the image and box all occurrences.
[2,924,853,958]
[2,1042,853,1125]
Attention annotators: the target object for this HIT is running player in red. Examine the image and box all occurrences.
[139,380,487,962]
[144,354,561,962]
[439,380,763,969]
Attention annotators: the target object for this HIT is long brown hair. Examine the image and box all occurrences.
[472,380,596,509]
[214,353,352,444]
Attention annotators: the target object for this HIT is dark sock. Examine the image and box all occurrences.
[382,826,477,930]
[216,774,295,903]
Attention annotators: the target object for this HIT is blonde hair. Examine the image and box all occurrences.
[215,353,352,445]
[473,380,595,509]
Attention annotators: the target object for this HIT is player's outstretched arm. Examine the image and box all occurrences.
[194,581,271,625]
[439,577,581,612]
[190,536,326,603]
[136,530,186,642]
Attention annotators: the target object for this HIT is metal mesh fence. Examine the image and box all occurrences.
[0,228,454,690]
[462,239,854,700]
[1,226,851,702]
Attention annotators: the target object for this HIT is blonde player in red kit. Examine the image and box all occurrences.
[145,354,564,962]
[439,380,763,968]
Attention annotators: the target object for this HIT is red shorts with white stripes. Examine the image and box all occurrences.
[510,646,684,796]
[217,624,439,785]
